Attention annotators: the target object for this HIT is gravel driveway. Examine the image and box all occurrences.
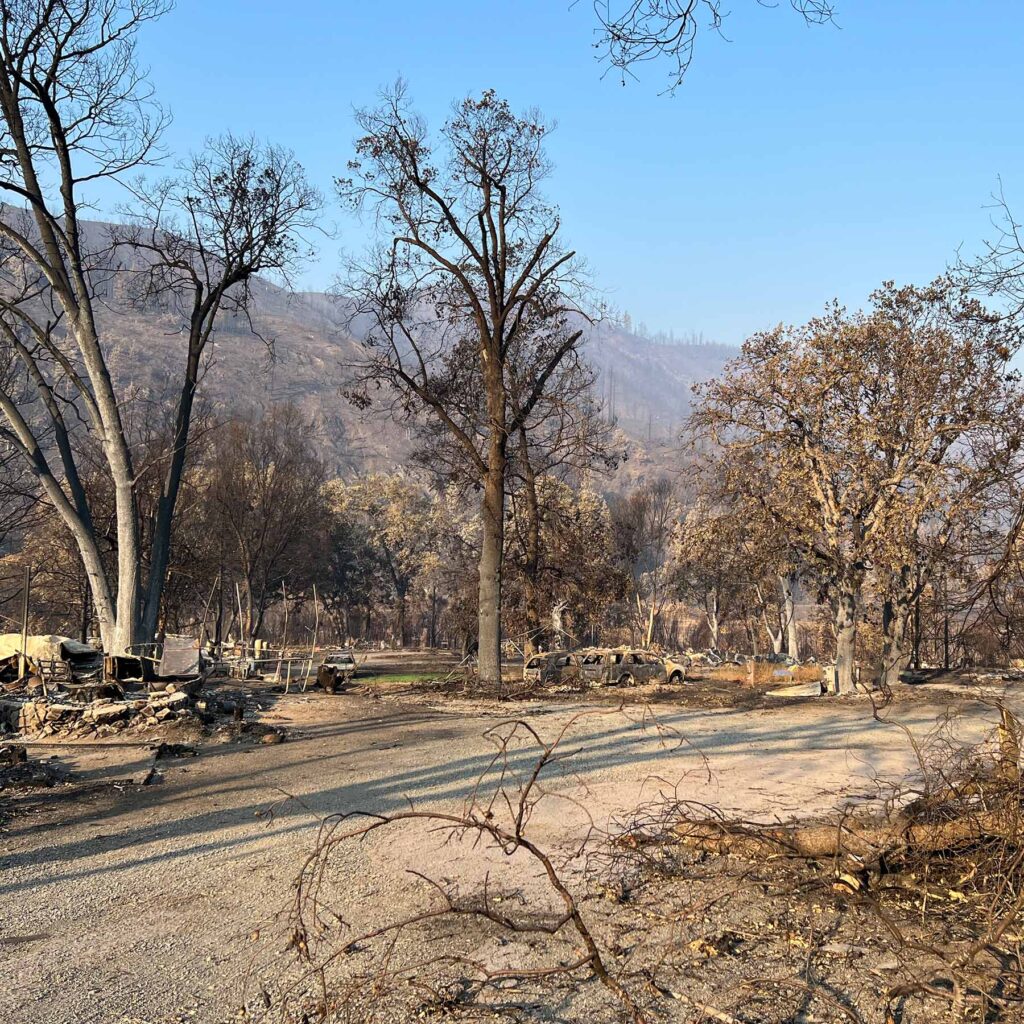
[0,688,1011,1024]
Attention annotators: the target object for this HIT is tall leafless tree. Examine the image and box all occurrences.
[0,0,168,653]
[0,1,320,651]
[115,134,321,641]
[340,85,589,687]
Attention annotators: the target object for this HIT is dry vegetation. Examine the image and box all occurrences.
[234,700,1022,1024]
[4,5,1024,1024]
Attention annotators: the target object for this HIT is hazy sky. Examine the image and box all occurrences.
[128,0,1024,344]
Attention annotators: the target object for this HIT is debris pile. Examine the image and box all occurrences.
[0,742,68,789]
[0,632,103,685]
[0,684,231,739]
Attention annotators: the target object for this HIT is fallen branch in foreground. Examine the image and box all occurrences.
[670,703,1022,868]
[673,803,1022,864]
[278,709,653,1023]
[626,700,1024,1024]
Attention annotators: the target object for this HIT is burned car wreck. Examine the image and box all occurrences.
[317,650,358,693]
[523,648,683,688]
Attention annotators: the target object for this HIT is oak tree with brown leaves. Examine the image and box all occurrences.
[690,279,1023,692]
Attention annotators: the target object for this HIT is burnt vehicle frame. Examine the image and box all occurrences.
[578,648,667,687]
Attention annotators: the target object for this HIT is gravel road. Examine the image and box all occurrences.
[0,688,1011,1024]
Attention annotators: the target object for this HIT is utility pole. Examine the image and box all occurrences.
[215,567,224,649]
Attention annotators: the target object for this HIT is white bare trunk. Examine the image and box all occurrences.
[706,590,720,649]
[834,585,858,694]
[781,574,799,661]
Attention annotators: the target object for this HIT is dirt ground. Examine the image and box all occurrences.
[1,669,1019,1024]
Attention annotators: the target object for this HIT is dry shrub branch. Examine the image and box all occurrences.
[277,709,661,1022]
[618,700,1024,1022]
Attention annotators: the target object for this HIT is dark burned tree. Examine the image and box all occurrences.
[0,0,320,652]
[591,1,835,90]
[115,133,320,641]
[340,85,589,687]
[413,343,623,655]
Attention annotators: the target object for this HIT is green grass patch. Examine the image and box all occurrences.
[360,671,445,685]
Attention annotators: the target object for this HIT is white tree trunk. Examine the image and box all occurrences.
[834,585,858,694]
[706,590,720,650]
[781,574,799,661]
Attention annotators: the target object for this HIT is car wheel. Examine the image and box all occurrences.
[618,672,635,687]
[668,670,683,685]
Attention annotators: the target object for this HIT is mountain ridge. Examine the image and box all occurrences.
[1,214,735,478]
[98,276,737,479]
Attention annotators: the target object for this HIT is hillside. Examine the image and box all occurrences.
[97,276,736,480]
[0,215,735,479]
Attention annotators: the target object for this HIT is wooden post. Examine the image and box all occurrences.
[277,583,289,690]
[198,572,220,658]
[18,564,30,680]
[235,582,246,657]
[310,584,320,661]
[215,568,224,649]
[304,584,320,692]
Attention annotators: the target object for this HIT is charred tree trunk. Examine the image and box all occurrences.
[943,573,952,669]
[140,342,202,643]
[477,371,507,688]
[880,569,913,689]
[523,578,542,656]
[396,586,407,648]
[880,598,912,689]
[912,567,922,668]
[519,426,543,656]
[80,580,90,645]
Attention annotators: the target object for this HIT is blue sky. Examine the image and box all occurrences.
[126,0,1024,344]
